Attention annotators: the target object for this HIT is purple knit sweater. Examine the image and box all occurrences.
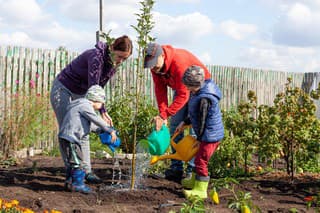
[58,42,116,95]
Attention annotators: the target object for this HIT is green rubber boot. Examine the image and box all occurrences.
[181,172,196,189]
[183,180,209,199]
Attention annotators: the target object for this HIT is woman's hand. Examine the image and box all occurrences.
[102,112,113,126]
[110,131,117,143]
[153,115,167,131]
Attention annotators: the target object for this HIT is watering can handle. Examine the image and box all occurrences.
[171,125,192,142]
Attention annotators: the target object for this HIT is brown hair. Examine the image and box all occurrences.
[112,35,133,55]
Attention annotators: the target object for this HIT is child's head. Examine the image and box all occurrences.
[86,85,106,110]
[182,65,205,93]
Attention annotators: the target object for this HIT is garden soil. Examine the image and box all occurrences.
[0,156,319,213]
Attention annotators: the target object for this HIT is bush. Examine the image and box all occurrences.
[0,88,57,158]
[106,93,158,153]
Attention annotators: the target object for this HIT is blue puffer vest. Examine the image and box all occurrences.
[188,79,224,143]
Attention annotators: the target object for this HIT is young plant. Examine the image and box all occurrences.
[227,187,261,213]
[270,77,320,180]
[209,109,246,178]
[256,104,282,167]
[223,91,259,176]
[0,87,57,158]
[180,195,206,213]
[305,192,320,212]
[129,0,155,190]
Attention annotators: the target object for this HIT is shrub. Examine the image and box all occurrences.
[0,88,57,158]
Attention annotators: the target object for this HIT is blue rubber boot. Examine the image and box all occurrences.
[71,169,92,194]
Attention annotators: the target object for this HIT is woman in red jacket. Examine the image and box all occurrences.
[144,43,211,182]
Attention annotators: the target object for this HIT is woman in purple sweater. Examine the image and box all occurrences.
[50,35,132,185]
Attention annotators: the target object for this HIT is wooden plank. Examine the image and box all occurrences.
[42,49,50,93]
[0,46,5,121]
[36,48,43,95]
[24,47,31,94]
[5,47,13,115]
[47,49,55,91]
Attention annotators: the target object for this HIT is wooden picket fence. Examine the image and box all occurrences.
[0,46,316,151]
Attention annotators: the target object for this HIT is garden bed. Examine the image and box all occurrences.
[0,156,319,212]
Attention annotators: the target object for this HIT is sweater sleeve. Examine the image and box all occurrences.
[152,73,169,119]
[154,64,190,119]
[198,98,211,138]
[87,50,103,87]
[164,68,189,118]
[81,108,113,134]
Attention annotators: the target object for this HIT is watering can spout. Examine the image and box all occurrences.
[149,125,199,165]
[150,153,182,165]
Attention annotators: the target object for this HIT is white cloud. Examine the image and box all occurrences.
[162,0,200,3]
[272,3,320,46]
[29,21,94,51]
[0,32,50,48]
[286,3,312,25]
[198,52,212,65]
[259,1,320,47]
[0,0,47,26]
[220,20,257,41]
[259,0,320,10]
[305,58,320,72]
[153,12,214,45]
[46,0,138,24]
[238,39,320,72]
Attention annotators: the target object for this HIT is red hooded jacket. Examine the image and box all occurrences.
[151,45,211,119]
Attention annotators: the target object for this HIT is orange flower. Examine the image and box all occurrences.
[51,210,62,213]
[11,199,19,206]
[4,202,12,208]
[24,208,35,213]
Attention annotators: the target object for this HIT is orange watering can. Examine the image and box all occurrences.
[150,125,200,165]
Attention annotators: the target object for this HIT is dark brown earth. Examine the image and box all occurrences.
[0,156,319,213]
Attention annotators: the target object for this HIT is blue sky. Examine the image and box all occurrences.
[1,0,320,73]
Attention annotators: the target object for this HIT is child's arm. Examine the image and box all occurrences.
[82,108,114,134]
[175,116,191,134]
[198,98,211,138]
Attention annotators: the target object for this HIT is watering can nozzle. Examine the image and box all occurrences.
[149,125,199,165]
[150,156,159,165]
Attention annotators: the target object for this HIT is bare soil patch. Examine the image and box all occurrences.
[0,156,319,213]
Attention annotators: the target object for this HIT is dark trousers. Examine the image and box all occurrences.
[59,138,83,169]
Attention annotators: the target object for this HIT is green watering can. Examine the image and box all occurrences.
[147,124,170,156]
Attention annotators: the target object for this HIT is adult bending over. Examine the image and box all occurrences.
[50,35,132,185]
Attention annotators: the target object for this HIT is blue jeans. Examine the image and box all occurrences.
[169,92,195,174]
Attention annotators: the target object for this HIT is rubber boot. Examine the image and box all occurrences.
[71,169,92,194]
[181,172,196,189]
[164,169,183,183]
[64,167,72,191]
[85,172,102,184]
[183,179,209,199]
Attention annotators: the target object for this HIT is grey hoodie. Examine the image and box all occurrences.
[58,98,113,144]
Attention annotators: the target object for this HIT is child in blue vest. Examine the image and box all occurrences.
[59,85,117,194]
[175,65,224,199]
